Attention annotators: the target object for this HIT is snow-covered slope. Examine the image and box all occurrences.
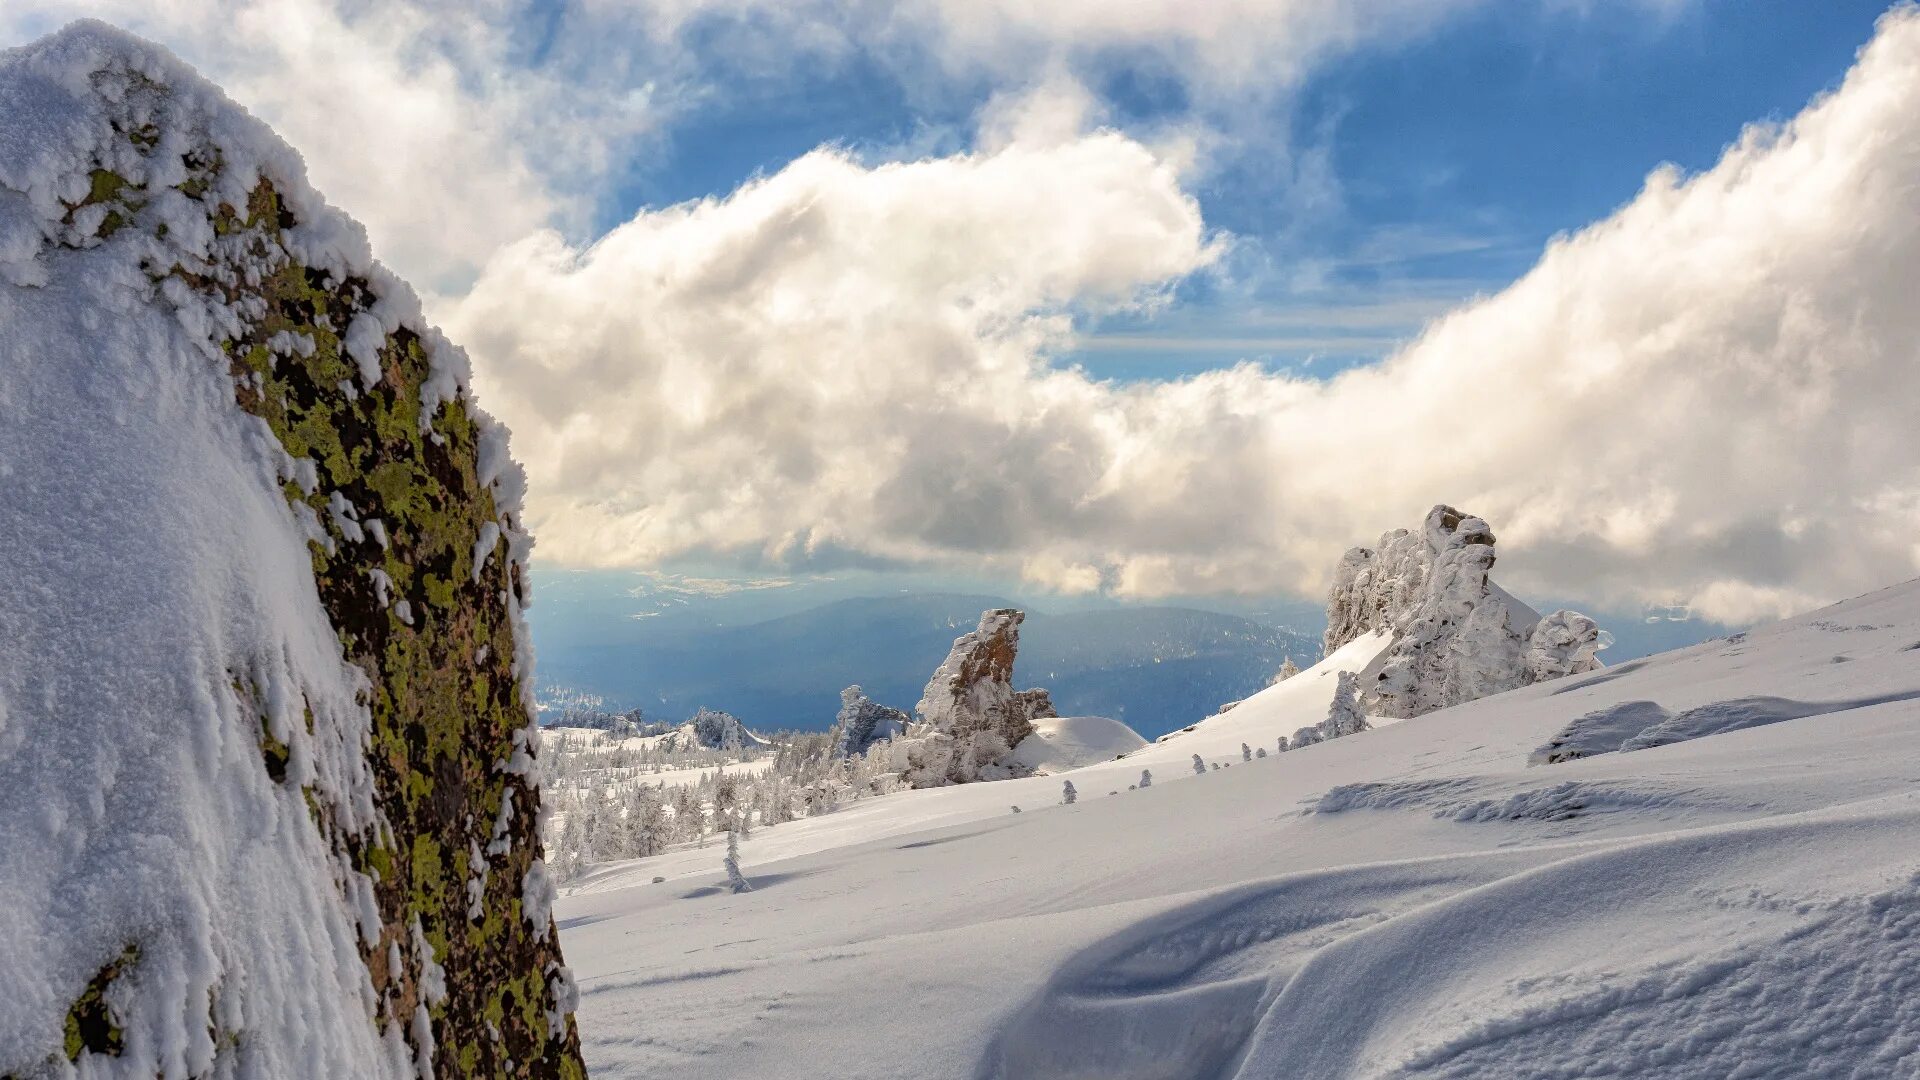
[1010,716,1149,774]
[0,22,581,1078]
[557,580,1920,1078]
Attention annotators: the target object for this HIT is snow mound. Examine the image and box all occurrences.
[0,20,580,1077]
[1010,716,1148,774]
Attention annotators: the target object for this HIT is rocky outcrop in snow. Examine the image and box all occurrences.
[0,23,581,1078]
[1325,506,1607,718]
[636,708,767,753]
[901,608,1055,786]
[830,686,910,759]
[673,707,766,753]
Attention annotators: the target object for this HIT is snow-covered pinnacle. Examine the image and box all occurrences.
[0,22,580,1078]
[1324,505,1606,718]
[905,608,1054,786]
[830,686,910,759]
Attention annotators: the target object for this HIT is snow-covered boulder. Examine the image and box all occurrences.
[830,685,910,759]
[1325,505,1607,718]
[0,22,582,1077]
[1010,716,1149,774]
[903,608,1055,786]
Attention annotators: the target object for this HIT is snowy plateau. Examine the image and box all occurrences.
[557,582,1920,1079]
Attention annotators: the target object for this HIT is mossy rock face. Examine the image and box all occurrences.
[46,110,587,1078]
[63,947,136,1062]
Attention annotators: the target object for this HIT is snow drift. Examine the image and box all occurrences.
[1010,716,1149,774]
[0,22,582,1078]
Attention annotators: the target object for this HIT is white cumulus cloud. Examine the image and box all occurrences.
[450,7,1920,624]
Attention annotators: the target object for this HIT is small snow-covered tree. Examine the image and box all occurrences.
[1241,743,1252,763]
[1139,769,1152,789]
[1277,735,1289,755]
[1011,805,1023,814]
[1270,656,1301,685]
[1255,747,1267,758]
[724,825,752,893]
[1322,670,1369,740]
[1192,754,1205,776]
[1062,780,1077,805]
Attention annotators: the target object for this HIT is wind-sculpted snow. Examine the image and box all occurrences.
[1618,692,1920,752]
[1528,700,1673,764]
[977,853,1554,1080]
[987,799,1920,1080]
[1234,799,1920,1079]
[554,575,1920,1080]
[1532,691,1920,764]
[1310,775,1731,825]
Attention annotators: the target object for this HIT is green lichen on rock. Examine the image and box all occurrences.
[57,115,586,1077]
[63,946,136,1062]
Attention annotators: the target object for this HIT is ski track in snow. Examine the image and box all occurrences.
[558,582,1920,1079]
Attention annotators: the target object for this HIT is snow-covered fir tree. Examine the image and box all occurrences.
[1322,671,1370,740]
[1241,743,1252,762]
[1271,656,1301,685]
[1062,780,1077,805]
[1192,754,1206,776]
[1139,769,1153,789]
[724,824,752,893]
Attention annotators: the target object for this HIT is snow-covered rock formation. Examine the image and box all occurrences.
[659,707,766,753]
[1325,505,1607,718]
[0,23,582,1078]
[830,686,910,759]
[900,609,1055,786]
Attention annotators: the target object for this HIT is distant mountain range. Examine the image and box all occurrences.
[533,591,1321,740]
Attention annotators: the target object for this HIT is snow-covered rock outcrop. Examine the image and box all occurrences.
[653,707,767,753]
[1324,505,1607,718]
[901,609,1055,786]
[830,686,910,759]
[0,23,581,1078]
